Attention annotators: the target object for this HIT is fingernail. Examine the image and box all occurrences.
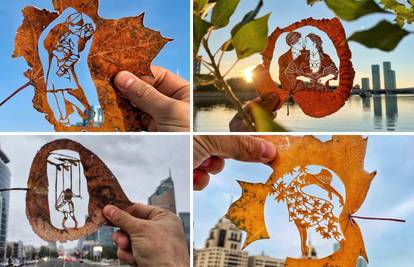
[200,158,212,168]
[260,141,276,161]
[103,205,115,218]
[116,72,135,91]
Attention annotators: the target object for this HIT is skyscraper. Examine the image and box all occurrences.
[194,217,248,267]
[0,146,10,262]
[361,78,370,90]
[148,169,177,214]
[179,212,190,251]
[356,256,368,267]
[383,61,397,90]
[371,65,381,91]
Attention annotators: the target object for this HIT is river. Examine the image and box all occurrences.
[194,95,414,132]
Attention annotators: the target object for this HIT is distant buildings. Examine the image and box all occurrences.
[148,169,177,214]
[77,217,115,258]
[248,253,285,267]
[0,146,10,262]
[357,256,368,267]
[74,105,104,127]
[371,65,381,91]
[179,212,190,251]
[194,217,248,267]
[361,78,370,90]
[368,62,397,91]
[383,62,397,90]
[7,241,23,259]
[194,56,202,76]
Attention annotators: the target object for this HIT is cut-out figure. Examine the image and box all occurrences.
[291,33,338,92]
[56,188,81,229]
[279,32,305,91]
[273,168,344,257]
[44,12,96,125]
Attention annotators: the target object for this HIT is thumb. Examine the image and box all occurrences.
[115,71,174,117]
[194,136,277,168]
[103,205,141,233]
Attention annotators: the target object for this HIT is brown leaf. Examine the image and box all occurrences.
[226,136,376,267]
[26,139,132,242]
[13,0,171,131]
[253,18,355,118]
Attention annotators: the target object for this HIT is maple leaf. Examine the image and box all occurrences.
[252,18,355,118]
[13,0,171,132]
[226,136,376,267]
[26,139,132,242]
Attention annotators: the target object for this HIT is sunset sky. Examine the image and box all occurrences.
[199,0,414,89]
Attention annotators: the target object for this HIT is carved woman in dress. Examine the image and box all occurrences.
[293,33,338,92]
[273,168,344,256]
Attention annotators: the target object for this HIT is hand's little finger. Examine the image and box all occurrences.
[113,231,130,250]
[198,156,225,175]
[193,169,210,191]
[117,248,136,266]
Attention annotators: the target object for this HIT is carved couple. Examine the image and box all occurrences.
[278,32,338,93]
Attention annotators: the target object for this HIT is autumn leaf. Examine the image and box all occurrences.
[26,139,132,242]
[13,0,171,132]
[226,136,376,267]
[253,18,355,119]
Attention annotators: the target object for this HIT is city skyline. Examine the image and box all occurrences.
[194,136,414,267]
[0,136,190,249]
[199,0,414,89]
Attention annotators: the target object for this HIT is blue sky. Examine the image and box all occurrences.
[194,136,414,267]
[0,0,189,131]
[201,0,414,89]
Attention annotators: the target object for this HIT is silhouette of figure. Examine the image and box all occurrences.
[278,32,305,92]
[56,188,80,229]
[273,168,344,256]
[290,33,338,92]
[44,12,96,125]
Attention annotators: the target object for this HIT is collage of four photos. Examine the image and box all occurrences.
[0,0,413,266]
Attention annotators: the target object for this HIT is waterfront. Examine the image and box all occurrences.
[194,95,414,132]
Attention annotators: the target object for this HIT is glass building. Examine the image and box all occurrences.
[371,64,381,91]
[0,147,11,262]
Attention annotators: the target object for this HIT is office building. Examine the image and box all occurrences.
[356,256,368,267]
[248,253,285,267]
[148,169,177,214]
[83,105,104,127]
[194,217,248,267]
[179,212,190,250]
[383,61,396,90]
[7,241,23,259]
[371,65,381,90]
[0,146,10,262]
[361,78,370,90]
[305,241,317,259]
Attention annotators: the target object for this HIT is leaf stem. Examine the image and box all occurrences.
[0,81,33,107]
[202,38,255,130]
[350,215,406,223]
[0,188,30,192]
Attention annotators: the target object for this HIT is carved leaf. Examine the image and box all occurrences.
[13,0,171,132]
[26,139,132,242]
[226,136,376,267]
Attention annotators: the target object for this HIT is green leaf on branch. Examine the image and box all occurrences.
[232,13,270,60]
[194,0,209,15]
[349,20,409,51]
[211,0,240,29]
[193,15,212,56]
[380,0,414,26]
[252,104,287,132]
[325,0,387,21]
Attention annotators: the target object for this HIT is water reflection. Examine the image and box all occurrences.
[194,95,412,132]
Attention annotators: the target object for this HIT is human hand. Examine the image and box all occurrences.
[229,92,280,132]
[114,66,190,132]
[103,203,189,267]
[193,136,277,190]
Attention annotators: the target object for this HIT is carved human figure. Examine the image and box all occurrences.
[56,188,80,229]
[43,12,96,125]
[273,168,344,256]
[278,32,305,91]
[291,33,338,92]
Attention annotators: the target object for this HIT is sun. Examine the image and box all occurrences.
[242,66,255,83]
